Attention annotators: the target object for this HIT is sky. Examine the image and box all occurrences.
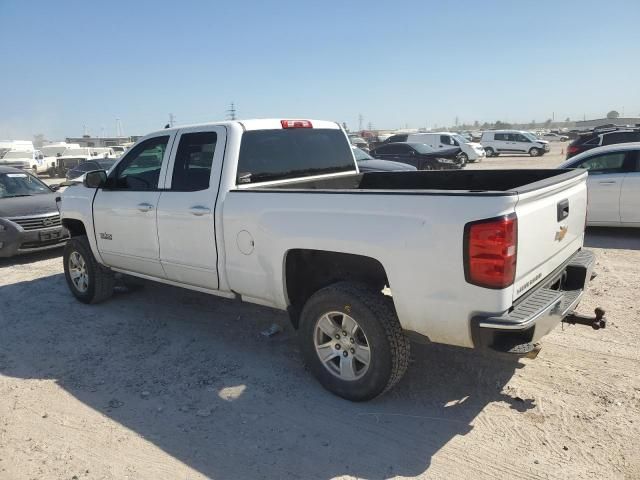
[1,0,639,140]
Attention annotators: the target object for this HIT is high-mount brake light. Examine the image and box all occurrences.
[280,120,313,129]
[464,214,518,289]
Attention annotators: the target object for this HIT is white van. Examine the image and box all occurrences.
[0,149,45,173]
[385,132,485,162]
[480,130,550,157]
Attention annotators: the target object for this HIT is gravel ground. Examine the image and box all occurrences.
[1,142,639,480]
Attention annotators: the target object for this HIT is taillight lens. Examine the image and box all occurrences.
[567,145,580,155]
[464,214,517,289]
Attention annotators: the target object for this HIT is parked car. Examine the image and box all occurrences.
[60,118,597,401]
[352,147,416,172]
[0,167,68,257]
[49,148,116,178]
[566,127,640,160]
[66,159,117,181]
[557,143,639,227]
[481,130,550,157]
[0,149,46,174]
[541,132,568,142]
[385,132,485,163]
[370,142,464,170]
[348,135,369,152]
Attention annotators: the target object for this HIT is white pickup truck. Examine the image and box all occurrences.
[60,119,599,401]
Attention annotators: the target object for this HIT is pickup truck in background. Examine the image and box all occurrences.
[60,119,598,401]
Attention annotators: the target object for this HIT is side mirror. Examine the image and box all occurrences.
[49,184,60,192]
[83,170,107,189]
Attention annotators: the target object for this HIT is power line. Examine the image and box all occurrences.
[226,102,237,120]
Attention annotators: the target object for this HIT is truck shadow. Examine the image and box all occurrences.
[0,248,63,267]
[0,274,530,479]
[584,227,640,250]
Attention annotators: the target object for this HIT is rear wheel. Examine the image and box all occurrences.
[64,235,115,304]
[298,282,410,401]
[529,147,540,157]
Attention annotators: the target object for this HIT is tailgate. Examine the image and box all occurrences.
[513,171,588,300]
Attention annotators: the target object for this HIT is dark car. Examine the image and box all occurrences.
[566,127,640,159]
[0,167,69,258]
[66,159,117,180]
[352,147,417,172]
[369,142,464,170]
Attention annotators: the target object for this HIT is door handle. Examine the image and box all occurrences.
[137,202,154,212]
[598,181,617,185]
[189,205,211,216]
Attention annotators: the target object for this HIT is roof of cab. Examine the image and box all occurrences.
[149,118,341,137]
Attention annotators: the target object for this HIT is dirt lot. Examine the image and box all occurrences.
[2,143,640,480]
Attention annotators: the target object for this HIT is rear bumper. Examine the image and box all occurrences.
[471,249,595,351]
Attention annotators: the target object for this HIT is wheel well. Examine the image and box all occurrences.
[62,219,87,237]
[284,249,389,328]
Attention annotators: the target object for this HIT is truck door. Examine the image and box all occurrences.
[156,126,226,290]
[93,134,174,277]
[620,150,640,224]
[572,150,631,224]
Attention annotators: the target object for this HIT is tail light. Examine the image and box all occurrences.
[281,120,313,129]
[567,145,580,156]
[464,214,517,289]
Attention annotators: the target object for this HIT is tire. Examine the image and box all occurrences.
[298,281,410,401]
[529,147,540,157]
[457,153,468,165]
[63,235,115,304]
[484,147,495,157]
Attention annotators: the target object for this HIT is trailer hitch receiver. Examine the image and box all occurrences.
[563,307,606,330]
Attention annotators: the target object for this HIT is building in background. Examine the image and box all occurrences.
[574,117,640,130]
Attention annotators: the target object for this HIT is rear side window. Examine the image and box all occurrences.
[602,132,640,145]
[237,129,354,184]
[110,136,169,190]
[387,134,408,143]
[171,131,217,191]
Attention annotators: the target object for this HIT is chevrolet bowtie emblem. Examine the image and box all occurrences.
[555,225,568,241]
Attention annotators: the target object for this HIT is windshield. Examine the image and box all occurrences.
[98,159,117,170]
[523,132,538,142]
[452,134,469,145]
[411,143,437,154]
[0,172,51,198]
[2,151,32,159]
[353,147,373,161]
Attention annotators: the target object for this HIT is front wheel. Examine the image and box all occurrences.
[298,282,410,401]
[64,235,115,304]
[529,147,541,157]
[457,153,468,165]
[484,147,495,157]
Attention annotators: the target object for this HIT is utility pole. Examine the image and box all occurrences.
[358,114,363,132]
[116,118,123,137]
[367,122,373,131]
[168,113,175,128]
[226,102,237,120]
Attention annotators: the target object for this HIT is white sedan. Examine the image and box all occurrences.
[558,143,640,227]
[542,132,569,142]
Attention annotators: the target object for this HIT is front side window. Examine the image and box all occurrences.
[109,136,169,190]
[575,152,626,172]
[494,133,506,141]
[516,134,531,142]
[171,131,218,191]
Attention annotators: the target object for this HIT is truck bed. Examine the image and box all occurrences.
[252,169,582,195]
